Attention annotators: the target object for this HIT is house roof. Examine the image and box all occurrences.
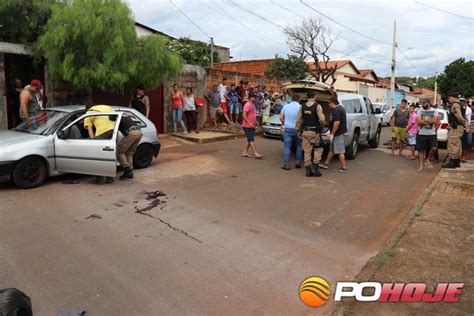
[359,69,379,81]
[376,79,399,89]
[313,60,360,74]
[134,21,229,50]
[342,72,378,84]
[134,21,176,39]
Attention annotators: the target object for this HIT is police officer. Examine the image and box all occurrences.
[118,115,143,179]
[296,90,326,177]
[443,91,466,168]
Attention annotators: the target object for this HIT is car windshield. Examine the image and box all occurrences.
[437,111,445,120]
[13,110,69,135]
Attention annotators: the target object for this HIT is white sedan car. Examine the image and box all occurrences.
[0,106,160,189]
[373,103,393,126]
[436,108,448,148]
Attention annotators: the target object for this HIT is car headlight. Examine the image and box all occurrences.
[263,122,271,126]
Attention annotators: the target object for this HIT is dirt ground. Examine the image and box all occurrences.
[341,167,474,315]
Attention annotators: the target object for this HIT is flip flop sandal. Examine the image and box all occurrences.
[254,154,264,159]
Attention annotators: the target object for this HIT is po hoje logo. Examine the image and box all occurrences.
[299,276,464,307]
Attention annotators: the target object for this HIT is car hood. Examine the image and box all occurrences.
[281,80,336,103]
[265,114,281,125]
[0,130,46,148]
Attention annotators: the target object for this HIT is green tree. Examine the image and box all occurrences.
[265,55,309,81]
[438,58,474,98]
[37,0,182,91]
[168,37,219,66]
[0,0,54,44]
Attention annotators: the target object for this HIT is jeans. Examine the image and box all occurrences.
[172,107,187,132]
[283,128,302,165]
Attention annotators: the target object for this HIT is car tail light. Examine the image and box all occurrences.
[440,123,449,129]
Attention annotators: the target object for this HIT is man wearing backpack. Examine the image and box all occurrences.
[129,85,150,118]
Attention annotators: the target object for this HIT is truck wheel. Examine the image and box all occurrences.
[346,132,359,160]
[12,156,47,189]
[133,144,154,169]
[368,126,381,148]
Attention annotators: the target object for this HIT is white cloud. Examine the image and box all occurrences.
[129,0,474,77]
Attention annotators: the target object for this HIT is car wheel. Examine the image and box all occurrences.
[12,156,47,189]
[346,132,359,160]
[368,127,381,148]
[133,144,154,169]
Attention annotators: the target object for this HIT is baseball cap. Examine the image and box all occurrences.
[30,79,41,88]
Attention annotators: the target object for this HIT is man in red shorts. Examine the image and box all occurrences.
[218,77,233,125]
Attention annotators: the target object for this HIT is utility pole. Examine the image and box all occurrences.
[434,60,439,106]
[210,37,215,68]
[389,20,397,109]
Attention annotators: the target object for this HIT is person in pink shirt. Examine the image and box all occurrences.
[241,93,264,159]
[406,104,419,160]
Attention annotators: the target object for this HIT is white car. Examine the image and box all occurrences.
[0,106,160,189]
[262,113,283,138]
[373,103,393,126]
[436,108,448,148]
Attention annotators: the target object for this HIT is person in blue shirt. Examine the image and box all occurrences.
[226,83,240,124]
[280,94,303,170]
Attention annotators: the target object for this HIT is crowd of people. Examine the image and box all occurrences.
[389,94,473,172]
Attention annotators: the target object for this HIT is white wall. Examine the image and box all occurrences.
[367,86,388,103]
[135,25,154,37]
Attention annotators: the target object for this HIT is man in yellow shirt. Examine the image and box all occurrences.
[84,105,116,139]
[84,105,116,184]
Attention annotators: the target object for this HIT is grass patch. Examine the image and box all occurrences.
[375,248,395,268]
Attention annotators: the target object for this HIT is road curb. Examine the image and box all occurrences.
[332,168,444,316]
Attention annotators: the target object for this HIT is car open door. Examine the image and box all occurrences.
[54,112,122,177]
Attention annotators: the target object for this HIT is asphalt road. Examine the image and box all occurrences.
[0,127,440,315]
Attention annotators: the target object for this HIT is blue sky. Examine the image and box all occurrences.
[128,0,474,78]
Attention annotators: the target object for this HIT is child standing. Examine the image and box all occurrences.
[406,104,419,160]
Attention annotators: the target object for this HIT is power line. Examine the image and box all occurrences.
[271,0,390,62]
[299,0,413,48]
[397,47,422,75]
[329,47,391,65]
[414,0,474,21]
[224,0,285,30]
[200,0,285,53]
[169,0,211,39]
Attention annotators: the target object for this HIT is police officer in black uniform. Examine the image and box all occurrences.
[296,90,326,177]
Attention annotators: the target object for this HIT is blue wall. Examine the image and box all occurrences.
[386,89,406,108]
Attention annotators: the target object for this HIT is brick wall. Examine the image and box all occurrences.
[0,53,7,130]
[206,68,283,93]
[163,64,208,133]
[211,59,275,76]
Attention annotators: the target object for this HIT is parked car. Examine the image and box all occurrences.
[0,106,160,189]
[278,80,382,159]
[262,114,283,138]
[373,102,393,126]
[436,108,448,148]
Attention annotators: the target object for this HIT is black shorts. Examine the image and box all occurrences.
[243,127,255,142]
[416,134,437,151]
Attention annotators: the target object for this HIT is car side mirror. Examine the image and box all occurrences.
[375,108,382,114]
[57,129,67,140]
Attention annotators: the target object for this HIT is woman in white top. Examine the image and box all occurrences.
[184,87,199,133]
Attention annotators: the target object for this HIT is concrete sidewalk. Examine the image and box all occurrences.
[337,163,474,315]
[169,130,245,144]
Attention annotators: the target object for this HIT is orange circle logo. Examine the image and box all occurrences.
[299,276,331,307]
